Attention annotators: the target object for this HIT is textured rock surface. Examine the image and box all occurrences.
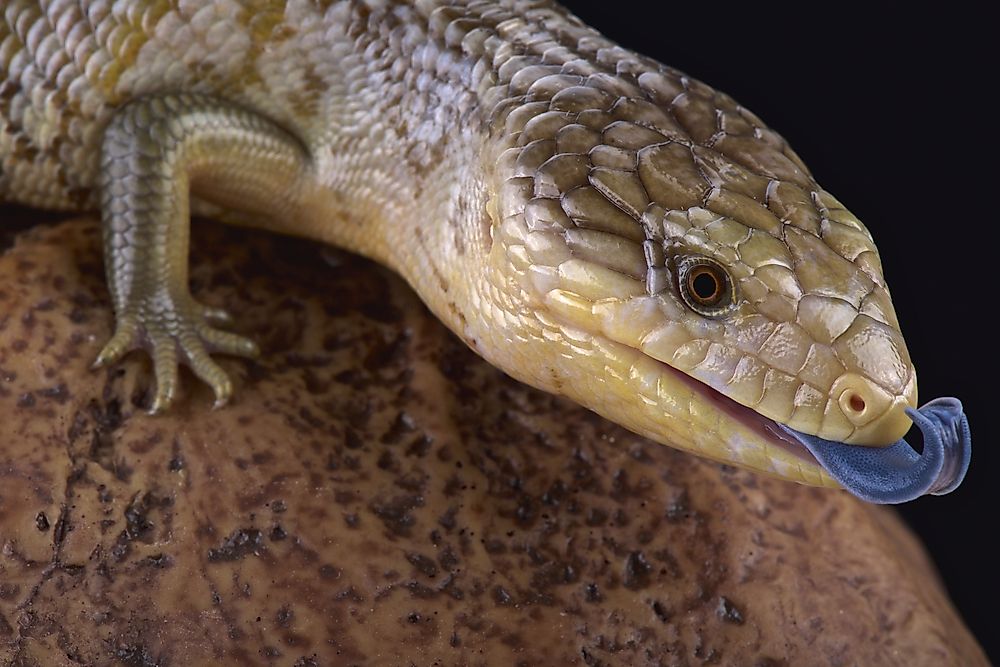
[0,211,987,666]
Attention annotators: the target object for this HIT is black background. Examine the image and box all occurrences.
[560,1,997,661]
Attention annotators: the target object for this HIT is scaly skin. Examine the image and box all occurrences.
[0,1,920,487]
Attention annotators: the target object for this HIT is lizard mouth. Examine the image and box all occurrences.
[660,359,972,504]
[668,366,819,464]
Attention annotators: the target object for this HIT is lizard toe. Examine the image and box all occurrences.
[198,325,260,359]
[148,334,180,414]
[92,316,139,369]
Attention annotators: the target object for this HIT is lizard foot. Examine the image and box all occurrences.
[93,294,259,413]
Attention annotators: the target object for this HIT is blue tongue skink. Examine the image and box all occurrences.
[781,398,972,504]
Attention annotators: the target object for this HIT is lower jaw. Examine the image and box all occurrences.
[644,353,828,472]
[481,308,834,485]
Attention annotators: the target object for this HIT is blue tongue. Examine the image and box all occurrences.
[780,397,971,504]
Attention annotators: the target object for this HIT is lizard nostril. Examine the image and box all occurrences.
[828,374,915,445]
[834,379,880,429]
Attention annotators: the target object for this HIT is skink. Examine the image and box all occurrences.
[0,0,971,502]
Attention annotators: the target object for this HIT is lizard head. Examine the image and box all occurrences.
[485,62,968,502]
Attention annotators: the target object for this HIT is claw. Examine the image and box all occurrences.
[208,373,233,410]
[212,384,233,410]
[92,320,138,369]
[148,390,174,415]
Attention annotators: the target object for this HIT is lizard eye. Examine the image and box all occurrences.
[677,256,734,315]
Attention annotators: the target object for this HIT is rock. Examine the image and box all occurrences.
[0,212,988,666]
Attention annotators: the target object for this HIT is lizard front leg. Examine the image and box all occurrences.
[95,94,312,412]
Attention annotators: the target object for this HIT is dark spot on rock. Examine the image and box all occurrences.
[652,600,671,622]
[435,570,463,597]
[319,564,341,580]
[717,596,744,624]
[438,506,457,531]
[111,540,130,563]
[276,606,293,628]
[35,511,49,531]
[611,468,632,499]
[493,586,513,606]
[442,474,463,497]
[123,494,158,542]
[483,538,506,554]
[96,561,113,581]
[381,410,416,444]
[271,499,287,513]
[270,524,287,541]
[344,512,360,528]
[344,427,364,449]
[377,449,397,471]
[16,392,34,408]
[666,491,690,520]
[623,551,652,590]
[250,450,274,466]
[584,583,602,603]
[363,330,409,371]
[333,490,355,505]
[405,433,433,458]
[207,528,265,562]
[167,455,184,472]
[629,442,651,462]
[406,581,438,599]
[370,494,423,536]
[530,560,577,595]
[407,611,421,623]
[541,479,567,506]
[580,647,602,666]
[293,657,319,667]
[68,305,88,323]
[38,383,70,403]
[514,498,535,526]
[438,546,459,571]
[586,507,607,526]
[406,551,438,578]
[335,586,365,603]
[113,641,160,667]
[144,553,172,568]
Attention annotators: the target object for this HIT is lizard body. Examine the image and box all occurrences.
[0,0,971,502]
